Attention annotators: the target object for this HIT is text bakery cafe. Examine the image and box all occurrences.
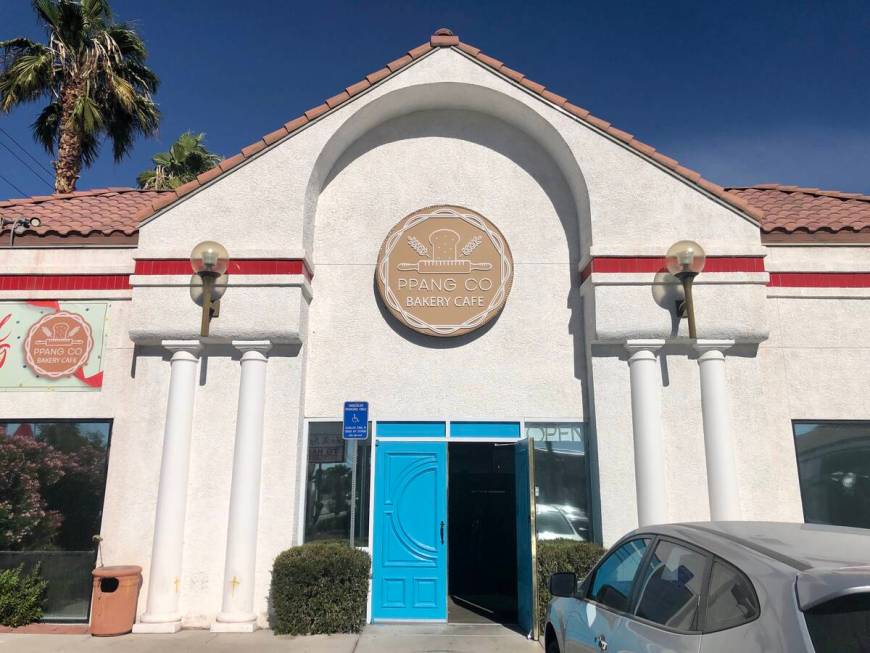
[1,28,869,635]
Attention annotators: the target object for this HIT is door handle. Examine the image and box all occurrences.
[595,634,607,651]
[440,520,445,544]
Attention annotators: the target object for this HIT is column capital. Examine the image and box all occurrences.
[232,340,272,355]
[625,339,665,360]
[694,339,735,359]
[161,340,203,357]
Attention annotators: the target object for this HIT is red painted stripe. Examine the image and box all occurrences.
[134,258,312,279]
[0,274,131,291]
[579,256,765,282]
[769,272,870,288]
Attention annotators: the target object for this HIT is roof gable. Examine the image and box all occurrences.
[131,28,762,225]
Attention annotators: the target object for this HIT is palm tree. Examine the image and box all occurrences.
[137,131,221,190]
[0,0,159,193]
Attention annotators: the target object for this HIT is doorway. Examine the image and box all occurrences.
[448,442,518,624]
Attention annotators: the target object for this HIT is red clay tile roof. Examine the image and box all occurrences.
[129,28,763,225]
[727,185,870,233]
[0,187,169,237]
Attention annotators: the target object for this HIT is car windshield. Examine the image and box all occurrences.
[536,510,574,536]
[803,593,870,653]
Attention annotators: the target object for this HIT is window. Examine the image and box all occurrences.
[793,422,870,529]
[0,420,111,621]
[304,422,371,546]
[803,593,870,653]
[528,422,592,541]
[588,538,650,613]
[703,560,759,631]
[635,540,707,631]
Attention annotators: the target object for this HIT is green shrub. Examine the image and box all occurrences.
[270,541,370,635]
[537,539,604,632]
[0,563,47,627]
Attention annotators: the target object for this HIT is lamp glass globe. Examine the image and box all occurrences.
[190,241,229,275]
[666,240,706,275]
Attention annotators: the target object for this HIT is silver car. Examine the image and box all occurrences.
[545,522,870,653]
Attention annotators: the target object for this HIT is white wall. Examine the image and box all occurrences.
[305,109,583,421]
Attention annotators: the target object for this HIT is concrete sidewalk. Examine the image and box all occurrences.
[0,624,541,652]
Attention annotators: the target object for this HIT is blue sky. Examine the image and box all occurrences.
[1,0,868,198]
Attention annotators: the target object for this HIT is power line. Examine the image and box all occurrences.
[0,127,54,177]
[0,172,26,197]
[0,139,53,189]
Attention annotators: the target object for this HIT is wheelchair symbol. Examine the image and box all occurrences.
[351,413,360,424]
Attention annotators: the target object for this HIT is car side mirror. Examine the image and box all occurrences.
[549,572,577,598]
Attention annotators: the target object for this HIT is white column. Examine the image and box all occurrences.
[134,340,202,634]
[695,340,741,521]
[625,340,667,526]
[212,341,271,632]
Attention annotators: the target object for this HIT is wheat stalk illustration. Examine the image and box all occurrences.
[461,235,483,257]
[407,236,429,257]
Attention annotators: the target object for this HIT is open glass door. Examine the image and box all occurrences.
[514,437,538,639]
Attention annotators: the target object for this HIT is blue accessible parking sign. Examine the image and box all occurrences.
[343,401,369,440]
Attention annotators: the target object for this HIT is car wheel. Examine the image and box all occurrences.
[546,632,560,653]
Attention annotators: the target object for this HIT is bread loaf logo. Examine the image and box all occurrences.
[23,311,94,378]
[376,205,513,337]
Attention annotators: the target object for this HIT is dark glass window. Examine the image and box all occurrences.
[304,422,371,547]
[804,593,870,653]
[528,423,592,541]
[0,420,111,621]
[588,538,650,613]
[703,560,759,632]
[793,422,870,529]
[635,540,707,631]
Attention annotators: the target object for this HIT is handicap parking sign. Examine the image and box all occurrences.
[343,401,369,440]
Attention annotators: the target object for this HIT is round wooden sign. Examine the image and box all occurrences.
[376,205,514,337]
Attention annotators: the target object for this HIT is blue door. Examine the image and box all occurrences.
[372,440,447,621]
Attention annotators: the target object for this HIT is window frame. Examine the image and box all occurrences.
[0,417,114,624]
[700,556,762,635]
[629,535,713,635]
[582,533,760,636]
[581,535,654,615]
[791,419,870,527]
[300,418,373,549]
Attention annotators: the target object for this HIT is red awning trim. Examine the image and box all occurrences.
[579,256,765,283]
[768,272,870,288]
[0,275,131,291]
[134,258,312,280]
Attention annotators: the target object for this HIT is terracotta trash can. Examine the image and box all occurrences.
[89,565,142,636]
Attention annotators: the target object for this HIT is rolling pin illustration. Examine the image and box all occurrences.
[398,228,493,274]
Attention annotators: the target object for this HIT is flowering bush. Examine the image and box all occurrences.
[0,424,108,550]
[0,434,66,549]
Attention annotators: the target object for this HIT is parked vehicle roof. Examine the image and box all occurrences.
[638,521,870,571]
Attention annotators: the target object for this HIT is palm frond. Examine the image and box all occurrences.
[0,47,55,111]
[32,100,61,153]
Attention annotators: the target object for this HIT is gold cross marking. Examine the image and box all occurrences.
[230,576,240,596]
[173,577,180,593]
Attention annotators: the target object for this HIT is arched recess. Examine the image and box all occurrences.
[302,81,591,257]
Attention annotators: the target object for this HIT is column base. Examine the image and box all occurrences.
[210,621,257,633]
[132,621,182,634]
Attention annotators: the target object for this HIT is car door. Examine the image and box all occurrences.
[562,537,651,652]
[610,538,707,653]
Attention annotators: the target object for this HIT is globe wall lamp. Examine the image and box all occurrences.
[190,241,229,337]
[3,216,41,246]
[666,240,706,339]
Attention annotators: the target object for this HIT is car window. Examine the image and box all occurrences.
[803,593,870,653]
[588,538,650,613]
[635,540,707,631]
[704,560,759,632]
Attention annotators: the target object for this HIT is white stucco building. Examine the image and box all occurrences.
[1,28,868,635]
